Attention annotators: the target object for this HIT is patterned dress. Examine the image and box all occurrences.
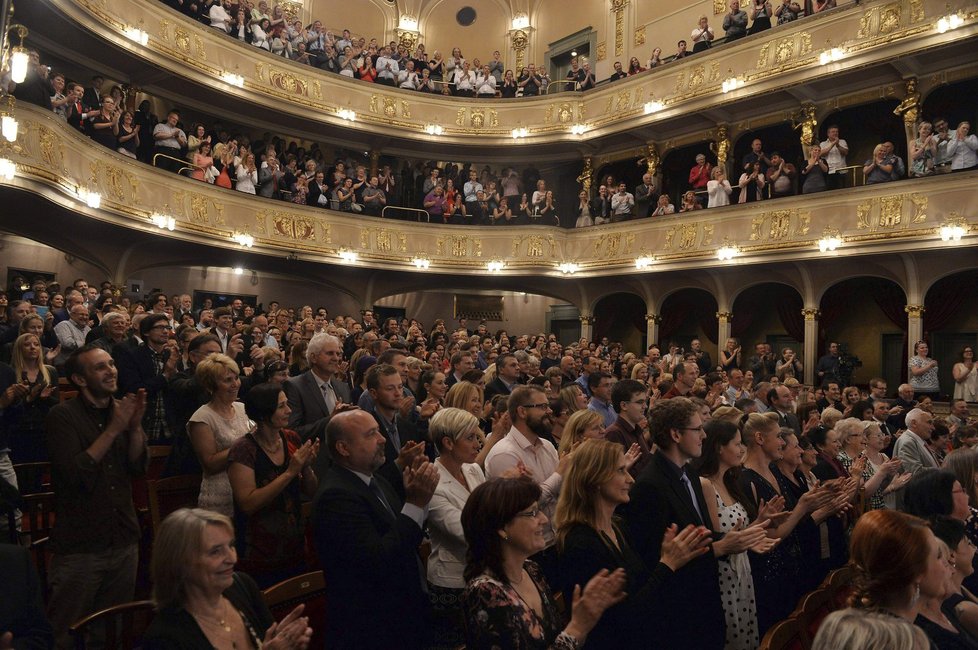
[714,492,760,650]
[463,561,577,649]
[188,401,251,516]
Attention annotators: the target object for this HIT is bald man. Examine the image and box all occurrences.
[313,409,438,649]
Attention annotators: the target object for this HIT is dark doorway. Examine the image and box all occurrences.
[881,333,905,396]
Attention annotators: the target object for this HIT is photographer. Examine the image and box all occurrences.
[816,342,842,386]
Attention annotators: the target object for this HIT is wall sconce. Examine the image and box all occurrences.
[635,255,654,270]
[940,216,967,241]
[1,95,18,142]
[339,248,358,263]
[819,47,844,65]
[511,127,529,139]
[80,188,101,208]
[644,99,664,114]
[570,123,588,136]
[220,71,245,87]
[424,124,443,135]
[818,228,842,252]
[398,15,419,31]
[150,212,176,230]
[487,260,504,273]
[232,232,254,247]
[123,26,149,46]
[717,240,738,261]
[558,262,579,275]
[337,109,357,121]
[937,13,964,33]
[0,157,14,180]
[412,256,431,269]
[721,76,743,93]
[233,266,244,275]
[511,13,530,30]
[6,25,30,84]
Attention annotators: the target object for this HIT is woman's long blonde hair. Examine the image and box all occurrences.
[558,409,604,455]
[11,333,53,386]
[554,438,623,550]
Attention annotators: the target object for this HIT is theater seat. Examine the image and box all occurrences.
[68,600,155,650]
[262,570,326,650]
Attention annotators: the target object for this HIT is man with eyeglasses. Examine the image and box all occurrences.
[620,396,745,649]
[113,313,179,442]
[484,384,570,584]
[604,379,653,476]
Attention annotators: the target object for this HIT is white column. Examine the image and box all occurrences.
[906,305,925,361]
[580,315,593,342]
[645,313,660,348]
[716,311,733,351]
[802,308,819,386]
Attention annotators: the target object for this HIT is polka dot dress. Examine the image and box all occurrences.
[715,492,760,650]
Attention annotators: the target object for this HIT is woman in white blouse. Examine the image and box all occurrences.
[236,153,258,194]
[707,166,733,207]
[427,408,487,647]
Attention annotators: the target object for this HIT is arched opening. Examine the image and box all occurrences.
[593,158,645,197]
[730,283,804,377]
[660,140,715,207]
[819,99,906,185]
[922,78,978,130]
[592,292,647,351]
[818,277,907,389]
[732,122,804,200]
[923,270,978,395]
[656,288,719,363]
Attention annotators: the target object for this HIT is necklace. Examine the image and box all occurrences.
[191,598,232,633]
[256,432,282,456]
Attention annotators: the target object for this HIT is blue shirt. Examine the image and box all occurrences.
[588,397,616,428]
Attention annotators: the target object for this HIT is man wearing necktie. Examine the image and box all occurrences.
[619,397,728,649]
[284,333,351,443]
[768,385,801,436]
[313,409,438,649]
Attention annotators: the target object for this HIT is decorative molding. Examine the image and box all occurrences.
[802,308,820,321]
[904,304,926,317]
[716,311,734,322]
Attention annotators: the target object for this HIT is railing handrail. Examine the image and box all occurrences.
[382,205,430,223]
[152,152,200,177]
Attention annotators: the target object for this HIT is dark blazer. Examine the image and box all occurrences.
[774,409,802,436]
[618,451,726,649]
[557,522,674,650]
[634,182,656,218]
[369,408,426,502]
[307,180,328,207]
[313,465,429,649]
[144,572,272,649]
[483,377,513,403]
[0,544,53,650]
[283,370,351,442]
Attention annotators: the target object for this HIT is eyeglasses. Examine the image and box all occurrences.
[515,507,541,519]
[151,324,173,331]
[520,402,551,411]
[680,426,705,433]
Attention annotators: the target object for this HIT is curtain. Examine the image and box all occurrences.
[592,294,646,343]
[659,291,718,344]
[774,286,805,343]
[924,274,978,335]
[869,278,909,332]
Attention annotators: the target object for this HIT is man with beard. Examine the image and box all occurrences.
[484,384,570,583]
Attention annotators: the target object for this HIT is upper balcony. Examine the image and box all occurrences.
[2,101,975,282]
[21,0,978,158]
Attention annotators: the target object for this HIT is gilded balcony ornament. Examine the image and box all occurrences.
[611,0,628,56]
[716,311,734,323]
[796,211,811,236]
[792,104,818,149]
[689,65,705,89]
[880,3,902,33]
[635,26,646,47]
[769,210,792,240]
[856,200,873,229]
[255,212,267,234]
[711,125,731,171]
[757,42,771,69]
[401,101,411,119]
[909,0,924,22]
[638,143,660,178]
[857,9,876,38]
[910,193,927,223]
[714,0,726,13]
[382,97,396,118]
[879,195,903,228]
[775,37,794,65]
[799,32,813,56]
[750,216,765,240]
[577,156,593,197]
[190,193,209,223]
[709,60,721,82]
[893,77,921,128]
[702,223,715,246]
[596,42,607,61]
[678,223,698,249]
[212,200,225,225]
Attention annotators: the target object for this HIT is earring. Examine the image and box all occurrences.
[501,532,509,541]
[911,583,921,606]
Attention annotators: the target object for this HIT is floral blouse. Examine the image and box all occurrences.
[838,450,886,511]
[463,561,578,649]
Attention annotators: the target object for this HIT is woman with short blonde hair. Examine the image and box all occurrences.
[557,409,605,455]
[145,508,311,648]
[190,354,251,516]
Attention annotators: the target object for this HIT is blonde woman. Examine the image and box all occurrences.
[7,333,59,462]
[554,438,712,648]
[559,384,588,415]
[189,354,252,517]
[707,166,732,208]
[557,409,605,456]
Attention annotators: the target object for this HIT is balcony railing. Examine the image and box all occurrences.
[2,102,975,276]
[32,0,978,145]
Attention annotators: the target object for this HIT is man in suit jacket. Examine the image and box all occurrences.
[619,397,727,649]
[768,385,801,436]
[484,352,520,402]
[634,173,657,219]
[0,544,53,648]
[307,171,329,207]
[284,333,351,443]
[365,363,427,501]
[313,408,438,649]
[893,408,938,477]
